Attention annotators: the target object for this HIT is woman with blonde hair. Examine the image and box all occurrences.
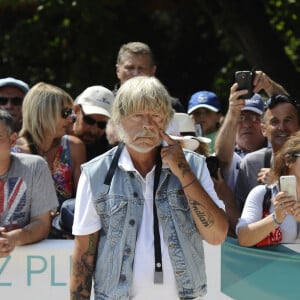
[237,131,300,247]
[13,82,86,208]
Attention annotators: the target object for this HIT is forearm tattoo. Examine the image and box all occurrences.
[189,199,214,228]
[71,234,98,299]
[177,153,190,177]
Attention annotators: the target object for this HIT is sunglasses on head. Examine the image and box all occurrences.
[81,107,107,129]
[266,94,299,110]
[0,96,23,106]
[61,108,73,119]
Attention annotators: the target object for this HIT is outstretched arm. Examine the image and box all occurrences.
[253,71,289,97]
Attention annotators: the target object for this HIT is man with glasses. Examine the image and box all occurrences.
[235,93,300,211]
[0,77,29,132]
[215,89,267,192]
[70,85,114,161]
[214,71,293,215]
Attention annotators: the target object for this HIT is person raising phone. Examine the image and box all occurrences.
[236,132,300,247]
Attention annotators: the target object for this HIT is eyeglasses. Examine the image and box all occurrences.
[81,107,107,129]
[265,94,299,110]
[0,96,23,106]
[238,114,261,123]
[61,108,73,119]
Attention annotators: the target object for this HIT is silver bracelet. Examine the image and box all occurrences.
[272,213,282,226]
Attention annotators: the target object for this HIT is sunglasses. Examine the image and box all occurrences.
[0,96,23,106]
[81,107,107,129]
[61,108,73,119]
[266,94,299,110]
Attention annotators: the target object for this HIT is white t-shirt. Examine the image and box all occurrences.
[236,184,299,242]
[73,147,224,299]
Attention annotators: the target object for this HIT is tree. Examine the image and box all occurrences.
[1,0,299,109]
[199,0,300,100]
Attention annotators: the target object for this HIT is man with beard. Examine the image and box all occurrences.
[70,76,228,300]
[70,85,114,161]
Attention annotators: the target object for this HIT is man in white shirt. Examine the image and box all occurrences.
[70,76,228,300]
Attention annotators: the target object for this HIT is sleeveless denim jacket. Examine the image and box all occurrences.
[81,147,208,300]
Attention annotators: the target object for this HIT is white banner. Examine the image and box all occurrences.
[0,239,229,299]
[0,239,82,299]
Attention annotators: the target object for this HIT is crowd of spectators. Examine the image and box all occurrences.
[1,41,300,299]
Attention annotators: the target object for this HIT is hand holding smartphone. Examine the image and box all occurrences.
[235,70,254,99]
[279,175,298,201]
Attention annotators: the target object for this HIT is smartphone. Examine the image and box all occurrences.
[235,70,254,99]
[279,175,298,201]
[206,156,221,179]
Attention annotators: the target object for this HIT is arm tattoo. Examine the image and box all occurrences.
[177,153,190,177]
[71,234,98,299]
[71,284,90,300]
[189,199,214,228]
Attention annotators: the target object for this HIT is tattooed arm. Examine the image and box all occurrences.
[70,232,100,299]
[160,130,228,245]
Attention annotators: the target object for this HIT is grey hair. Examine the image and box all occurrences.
[112,76,174,127]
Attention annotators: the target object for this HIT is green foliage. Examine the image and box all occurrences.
[0,0,300,109]
[266,0,300,71]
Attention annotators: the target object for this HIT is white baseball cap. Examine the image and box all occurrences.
[170,135,201,151]
[75,85,114,118]
[169,113,211,150]
[173,113,211,144]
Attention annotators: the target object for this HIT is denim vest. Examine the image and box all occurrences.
[82,147,207,300]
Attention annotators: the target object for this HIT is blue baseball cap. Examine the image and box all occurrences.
[242,93,264,115]
[0,77,29,94]
[187,90,221,114]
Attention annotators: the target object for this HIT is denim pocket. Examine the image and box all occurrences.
[94,195,128,238]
